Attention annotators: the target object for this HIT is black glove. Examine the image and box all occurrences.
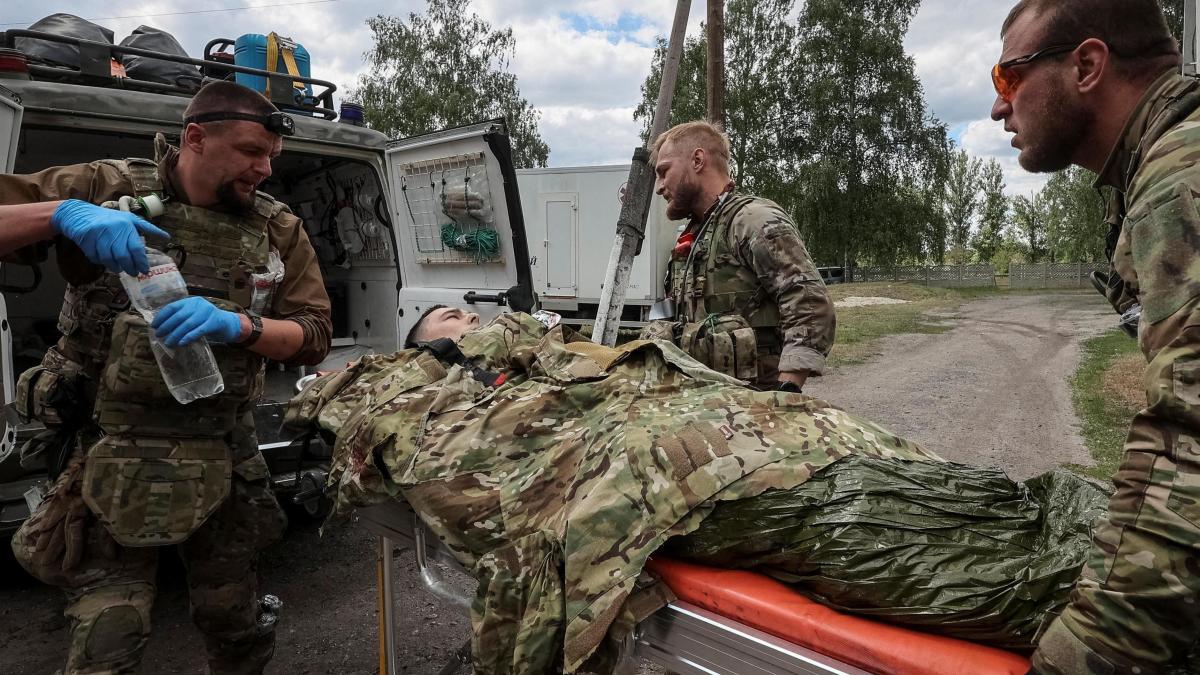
[776,381,803,394]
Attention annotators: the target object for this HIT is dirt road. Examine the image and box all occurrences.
[807,291,1115,479]
[0,291,1116,674]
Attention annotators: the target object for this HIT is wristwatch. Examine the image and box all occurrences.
[237,311,264,348]
[776,381,803,394]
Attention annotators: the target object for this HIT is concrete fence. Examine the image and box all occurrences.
[849,264,996,288]
[1009,262,1107,289]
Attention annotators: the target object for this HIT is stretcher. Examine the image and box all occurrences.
[359,501,1032,675]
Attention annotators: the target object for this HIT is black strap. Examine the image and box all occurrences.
[417,338,505,388]
[184,111,296,136]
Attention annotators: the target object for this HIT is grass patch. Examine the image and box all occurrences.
[827,282,987,367]
[1069,330,1142,480]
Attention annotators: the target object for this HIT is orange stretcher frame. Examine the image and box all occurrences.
[360,501,1032,675]
[645,558,1031,675]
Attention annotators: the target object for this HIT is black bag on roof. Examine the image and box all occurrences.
[15,13,114,68]
[119,26,202,91]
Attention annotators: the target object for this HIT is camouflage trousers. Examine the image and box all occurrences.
[1031,419,1200,674]
[12,471,287,675]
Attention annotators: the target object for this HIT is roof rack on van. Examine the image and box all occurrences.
[1,29,338,120]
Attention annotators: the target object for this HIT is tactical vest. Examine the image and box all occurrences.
[657,193,786,381]
[1101,76,1200,315]
[67,142,282,546]
[669,193,783,329]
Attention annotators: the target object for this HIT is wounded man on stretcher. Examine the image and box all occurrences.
[284,309,1109,675]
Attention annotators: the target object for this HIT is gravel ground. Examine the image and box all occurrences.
[0,291,1114,673]
[807,291,1114,479]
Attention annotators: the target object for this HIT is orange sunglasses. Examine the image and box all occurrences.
[991,43,1079,102]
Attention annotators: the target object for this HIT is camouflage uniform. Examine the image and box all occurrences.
[289,313,944,673]
[1032,71,1200,674]
[3,136,332,674]
[655,190,835,388]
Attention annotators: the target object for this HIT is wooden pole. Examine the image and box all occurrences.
[707,0,725,126]
[591,0,692,346]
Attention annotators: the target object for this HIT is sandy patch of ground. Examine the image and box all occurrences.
[835,296,911,308]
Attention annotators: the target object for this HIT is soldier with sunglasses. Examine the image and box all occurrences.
[991,1,1199,672]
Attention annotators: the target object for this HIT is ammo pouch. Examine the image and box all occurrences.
[81,434,232,547]
[16,357,92,479]
[640,313,758,381]
[83,311,261,546]
[15,360,88,428]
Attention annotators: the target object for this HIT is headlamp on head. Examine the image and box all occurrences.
[183,111,296,137]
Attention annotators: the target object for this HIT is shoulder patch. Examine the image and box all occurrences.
[1128,180,1200,324]
[1131,120,1200,206]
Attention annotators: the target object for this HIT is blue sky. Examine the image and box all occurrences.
[5,1,1044,195]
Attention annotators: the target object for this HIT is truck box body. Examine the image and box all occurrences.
[516,165,678,322]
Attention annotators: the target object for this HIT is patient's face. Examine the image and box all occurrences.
[419,307,481,342]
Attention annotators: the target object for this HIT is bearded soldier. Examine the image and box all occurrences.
[990,1,1200,672]
[3,81,331,674]
[647,121,835,392]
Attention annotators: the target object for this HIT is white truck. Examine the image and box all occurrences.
[517,164,678,326]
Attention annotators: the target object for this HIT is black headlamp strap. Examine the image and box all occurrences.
[184,111,295,136]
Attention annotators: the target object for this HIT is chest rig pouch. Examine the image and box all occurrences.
[655,195,767,380]
[82,150,281,547]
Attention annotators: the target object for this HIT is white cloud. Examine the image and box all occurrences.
[5,0,1076,197]
[539,105,641,166]
[959,118,1050,198]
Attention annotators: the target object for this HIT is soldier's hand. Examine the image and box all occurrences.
[51,199,170,277]
[152,297,244,347]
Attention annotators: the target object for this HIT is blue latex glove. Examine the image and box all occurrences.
[152,297,244,347]
[51,199,170,277]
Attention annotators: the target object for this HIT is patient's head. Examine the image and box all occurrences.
[405,305,481,347]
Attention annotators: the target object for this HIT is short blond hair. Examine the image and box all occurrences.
[653,121,732,176]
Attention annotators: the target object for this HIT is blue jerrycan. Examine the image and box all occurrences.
[233,32,314,109]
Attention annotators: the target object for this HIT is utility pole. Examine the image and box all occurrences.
[707,0,726,126]
[1186,0,1199,75]
[591,0,692,346]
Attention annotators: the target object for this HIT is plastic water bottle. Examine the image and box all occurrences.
[119,247,224,404]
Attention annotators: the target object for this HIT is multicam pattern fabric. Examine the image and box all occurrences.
[2,140,326,672]
[291,313,937,673]
[664,191,835,383]
[1033,71,1200,673]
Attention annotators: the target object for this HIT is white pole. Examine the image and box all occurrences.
[591,0,692,346]
[1185,0,1198,76]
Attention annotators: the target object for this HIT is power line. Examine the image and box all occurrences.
[1,0,348,29]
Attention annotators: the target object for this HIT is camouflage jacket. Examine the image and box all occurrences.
[666,191,835,378]
[288,314,936,674]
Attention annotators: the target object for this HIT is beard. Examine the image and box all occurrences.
[215,180,256,214]
[1017,79,1093,173]
[665,173,703,221]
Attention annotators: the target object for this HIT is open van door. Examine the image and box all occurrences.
[385,119,536,342]
[0,85,35,534]
[0,86,22,453]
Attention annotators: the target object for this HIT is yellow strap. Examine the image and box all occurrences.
[280,48,303,89]
[265,32,279,99]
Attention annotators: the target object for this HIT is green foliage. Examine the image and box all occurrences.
[352,0,549,168]
[944,149,982,256]
[636,0,950,267]
[1042,168,1108,263]
[1162,0,1184,45]
[971,159,1008,262]
[1011,193,1048,262]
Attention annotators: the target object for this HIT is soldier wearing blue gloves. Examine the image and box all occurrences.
[1,81,331,674]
